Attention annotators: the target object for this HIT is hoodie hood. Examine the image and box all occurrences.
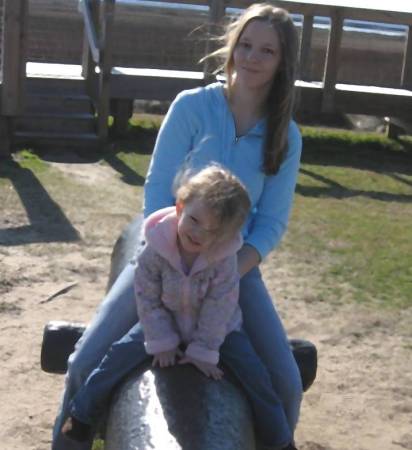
[143,206,242,274]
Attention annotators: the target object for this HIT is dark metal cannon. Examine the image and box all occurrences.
[42,215,317,449]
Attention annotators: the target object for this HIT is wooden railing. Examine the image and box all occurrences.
[129,0,412,117]
[80,0,115,141]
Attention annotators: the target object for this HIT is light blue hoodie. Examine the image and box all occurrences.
[144,82,302,260]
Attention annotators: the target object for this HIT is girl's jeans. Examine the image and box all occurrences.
[51,263,302,450]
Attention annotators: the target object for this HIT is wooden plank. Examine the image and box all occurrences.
[80,0,101,64]
[401,25,412,89]
[97,0,115,142]
[299,14,314,81]
[1,0,28,115]
[82,0,100,100]
[321,8,343,112]
[110,73,203,101]
[295,81,412,117]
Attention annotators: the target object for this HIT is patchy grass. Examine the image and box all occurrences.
[2,121,411,309]
[283,127,412,308]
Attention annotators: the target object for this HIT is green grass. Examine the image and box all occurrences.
[283,127,412,308]
[92,439,104,450]
[3,121,411,309]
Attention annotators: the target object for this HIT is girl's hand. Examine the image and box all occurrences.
[152,348,182,368]
[179,355,224,380]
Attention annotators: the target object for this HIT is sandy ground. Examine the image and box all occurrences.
[0,160,411,450]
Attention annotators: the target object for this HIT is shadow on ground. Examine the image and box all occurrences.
[0,159,80,246]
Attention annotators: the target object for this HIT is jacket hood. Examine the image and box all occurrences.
[143,206,242,274]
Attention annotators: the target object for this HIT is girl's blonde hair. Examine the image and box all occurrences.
[206,3,299,175]
[174,164,251,238]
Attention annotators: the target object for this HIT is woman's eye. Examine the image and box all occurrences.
[262,47,274,55]
[238,41,251,49]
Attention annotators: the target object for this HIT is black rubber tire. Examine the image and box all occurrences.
[40,321,86,374]
[290,338,318,392]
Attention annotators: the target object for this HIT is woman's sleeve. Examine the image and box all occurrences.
[135,247,180,354]
[185,256,240,365]
[245,121,302,260]
[143,91,200,217]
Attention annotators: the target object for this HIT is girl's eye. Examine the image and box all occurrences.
[189,215,197,224]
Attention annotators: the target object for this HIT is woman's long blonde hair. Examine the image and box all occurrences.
[206,3,299,175]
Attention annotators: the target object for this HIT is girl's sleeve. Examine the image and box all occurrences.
[245,121,302,260]
[143,91,200,217]
[185,256,240,365]
[135,247,180,354]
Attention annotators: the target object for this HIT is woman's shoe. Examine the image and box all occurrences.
[61,415,92,442]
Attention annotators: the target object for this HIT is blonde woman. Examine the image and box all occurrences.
[53,4,302,450]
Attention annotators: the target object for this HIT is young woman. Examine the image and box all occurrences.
[52,4,302,450]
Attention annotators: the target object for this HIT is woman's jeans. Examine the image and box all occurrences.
[68,324,292,448]
[51,263,302,449]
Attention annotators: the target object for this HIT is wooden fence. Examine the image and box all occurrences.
[1,0,412,155]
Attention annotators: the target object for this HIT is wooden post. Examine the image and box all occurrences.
[111,99,134,137]
[203,0,227,83]
[299,14,314,81]
[401,25,412,90]
[322,9,343,113]
[97,0,115,142]
[1,0,28,115]
[0,117,12,158]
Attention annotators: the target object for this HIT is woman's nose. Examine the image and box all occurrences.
[246,47,259,62]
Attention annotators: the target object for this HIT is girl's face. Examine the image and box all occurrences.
[176,198,220,255]
[233,19,282,92]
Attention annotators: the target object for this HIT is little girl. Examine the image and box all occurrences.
[62,165,296,450]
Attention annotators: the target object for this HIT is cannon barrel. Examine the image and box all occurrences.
[104,366,256,450]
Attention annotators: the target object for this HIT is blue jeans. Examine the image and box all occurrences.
[70,322,149,425]
[52,264,302,449]
[69,325,291,447]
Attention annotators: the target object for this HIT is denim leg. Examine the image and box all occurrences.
[52,262,138,450]
[70,322,149,425]
[220,330,292,448]
[239,267,303,433]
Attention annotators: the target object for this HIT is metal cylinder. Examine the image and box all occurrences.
[104,365,256,450]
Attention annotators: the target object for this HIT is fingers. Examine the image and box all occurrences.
[153,350,179,368]
[179,356,223,380]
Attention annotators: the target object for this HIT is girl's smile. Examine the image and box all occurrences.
[176,198,220,256]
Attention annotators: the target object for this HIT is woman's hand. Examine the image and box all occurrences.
[237,244,261,277]
[179,355,224,380]
[152,348,182,368]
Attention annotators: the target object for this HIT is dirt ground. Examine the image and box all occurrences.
[0,158,411,450]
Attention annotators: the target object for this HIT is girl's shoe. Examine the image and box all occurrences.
[61,415,92,442]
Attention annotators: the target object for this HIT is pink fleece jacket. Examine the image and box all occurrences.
[134,206,243,365]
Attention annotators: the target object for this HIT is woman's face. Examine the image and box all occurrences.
[233,19,282,92]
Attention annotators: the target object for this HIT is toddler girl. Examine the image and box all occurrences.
[62,165,295,449]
